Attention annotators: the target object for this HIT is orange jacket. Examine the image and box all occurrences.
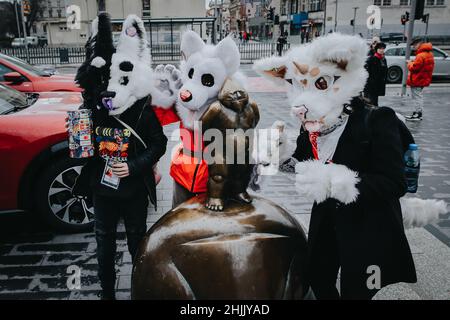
[407,43,435,87]
[153,106,208,193]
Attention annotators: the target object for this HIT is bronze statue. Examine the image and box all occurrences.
[131,195,308,299]
[201,80,260,211]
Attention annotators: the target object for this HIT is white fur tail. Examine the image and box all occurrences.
[400,197,447,229]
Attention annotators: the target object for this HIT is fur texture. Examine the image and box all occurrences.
[295,160,360,205]
[252,120,292,176]
[254,33,368,131]
[400,198,447,229]
[176,31,242,129]
[106,15,153,116]
[150,64,183,108]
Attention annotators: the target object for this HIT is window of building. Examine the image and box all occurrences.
[291,0,299,14]
[281,0,288,16]
[373,0,382,6]
[427,0,445,5]
[142,0,150,17]
[400,0,410,5]
[310,0,321,11]
[382,0,392,5]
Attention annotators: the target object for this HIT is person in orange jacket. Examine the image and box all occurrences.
[405,38,435,121]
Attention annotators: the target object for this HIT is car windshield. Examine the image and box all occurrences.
[0,84,29,114]
[1,54,50,77]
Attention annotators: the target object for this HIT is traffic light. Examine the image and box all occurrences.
[421,13,429,24]
[350,19,354,26]
[415,0,425,20]
[23,0,31,15]
[268,7,275,21]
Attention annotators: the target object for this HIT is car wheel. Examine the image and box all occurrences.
[387,66,403,84]
[35,156,94,233]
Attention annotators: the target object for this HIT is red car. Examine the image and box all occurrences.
[0,53,81,93]
[0,84,93,232]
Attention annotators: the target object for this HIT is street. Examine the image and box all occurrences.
[0,65,449,300]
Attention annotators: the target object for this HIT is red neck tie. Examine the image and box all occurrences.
[309,132,320,160]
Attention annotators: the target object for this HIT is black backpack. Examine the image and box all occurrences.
[360,105,418,193]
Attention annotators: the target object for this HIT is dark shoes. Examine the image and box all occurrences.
[405,112,423,121]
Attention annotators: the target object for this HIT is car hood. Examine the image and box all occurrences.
[23,92,82,114]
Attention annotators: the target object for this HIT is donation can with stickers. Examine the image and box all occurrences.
[67,110,95,158]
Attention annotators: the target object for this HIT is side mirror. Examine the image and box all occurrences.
[4,72,25,84]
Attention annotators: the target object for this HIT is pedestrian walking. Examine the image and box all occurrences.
[405,38,435,121]
[301,29,306,43]
[305,30,310,43]
[276,32,287,56]
[364,42,387,106]
[368,36,380,57]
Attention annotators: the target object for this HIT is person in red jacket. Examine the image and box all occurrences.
[405,38,435,121]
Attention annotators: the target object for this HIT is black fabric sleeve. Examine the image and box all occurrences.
[292,128,314,162]
[127,106,168,176]
[356,107,407,202]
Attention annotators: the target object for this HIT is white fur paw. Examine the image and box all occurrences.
[328,164,360,204]
[151,64,183,108]
[295,161,331,204]
[400,198,448,229]
[91,57,106,68]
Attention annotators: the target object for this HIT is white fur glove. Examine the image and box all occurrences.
[295,160,360,205]
[150,64,183,108]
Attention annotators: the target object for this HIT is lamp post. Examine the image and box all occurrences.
[401,0,417,96]
[334,0,338,32]
[14,0,21,39]
[20,0,30,62]
[352,6,359,35]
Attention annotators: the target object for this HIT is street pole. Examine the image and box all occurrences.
[14,0,21,39]
[425,14,429,42]
[85,0,91,37]
[334,0,338,32]
[323,0,327,35]
[20,0,30,62]
[352,7,359,35]
[401,0,417,96]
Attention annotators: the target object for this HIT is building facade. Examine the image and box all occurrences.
[33,0,207,46]
[324,0,450,37]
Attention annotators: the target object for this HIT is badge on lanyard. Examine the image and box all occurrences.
[101,159,121,190]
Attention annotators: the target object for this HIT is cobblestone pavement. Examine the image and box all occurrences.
[0,65,449,299]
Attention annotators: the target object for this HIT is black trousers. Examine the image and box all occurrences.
[93,192,149,293]
[308,213,380,300]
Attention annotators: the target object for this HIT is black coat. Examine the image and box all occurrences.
[74,97,168,208]
[365,55,387,97]
[292,98,417,297]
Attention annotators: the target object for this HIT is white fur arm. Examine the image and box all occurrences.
[295,160,360,205]
[91,57,106,68]
[150,64,183,109]
[400,198,447,229]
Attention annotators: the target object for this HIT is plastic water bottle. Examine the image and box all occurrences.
[404,144,420,193]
